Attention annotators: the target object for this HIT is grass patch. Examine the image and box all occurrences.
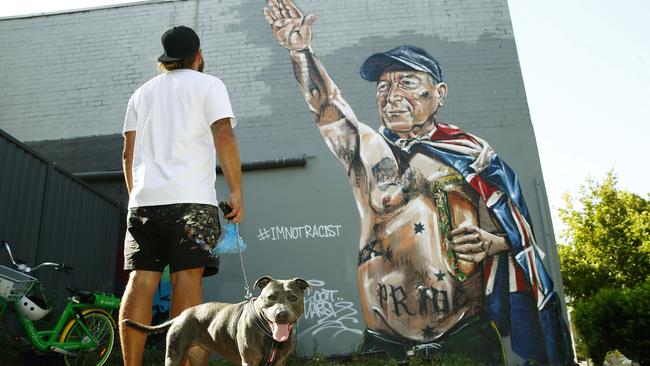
[1,324,484,366]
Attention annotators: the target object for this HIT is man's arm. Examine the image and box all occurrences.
[264,0,361,169]
[211,118,244,223]
[264,0,356,125]
[289,48,359,128]
[122,131,136,195]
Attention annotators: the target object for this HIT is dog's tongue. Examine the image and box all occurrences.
[269,322,290,342]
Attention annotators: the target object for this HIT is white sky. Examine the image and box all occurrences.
[2,0,649,236]
[0,0,139,17]
[508,0,650,234]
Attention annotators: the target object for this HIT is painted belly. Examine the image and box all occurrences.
[357,197,482,341]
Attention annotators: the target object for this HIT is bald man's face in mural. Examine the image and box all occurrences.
[377,70,447,137]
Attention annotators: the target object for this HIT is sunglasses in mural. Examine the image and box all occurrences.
[264,0,573,364]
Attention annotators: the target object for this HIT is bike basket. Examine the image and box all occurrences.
[0,265,37,301]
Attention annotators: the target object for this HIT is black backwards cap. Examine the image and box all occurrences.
[158,26,200,62]
[360,45,444,83]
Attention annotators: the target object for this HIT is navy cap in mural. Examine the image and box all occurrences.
[158,25,200,62]
[360,45,444,83]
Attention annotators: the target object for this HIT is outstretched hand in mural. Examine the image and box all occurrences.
[263,0,315,52]
[451,225,509,263]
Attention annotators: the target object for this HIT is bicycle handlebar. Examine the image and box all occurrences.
[1,239,72,274]
[56,263,74,273]
[2,239,19,267]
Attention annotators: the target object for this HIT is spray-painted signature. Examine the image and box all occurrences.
[299,279,363,339]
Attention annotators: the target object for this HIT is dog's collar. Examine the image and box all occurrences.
[246,298,295,366]
[246,299,275,339]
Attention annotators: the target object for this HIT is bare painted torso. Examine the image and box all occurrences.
[321,121,494,342]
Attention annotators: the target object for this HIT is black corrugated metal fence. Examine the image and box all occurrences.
[0,129,121,307]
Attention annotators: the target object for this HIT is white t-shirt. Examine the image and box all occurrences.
[123,69,236,209]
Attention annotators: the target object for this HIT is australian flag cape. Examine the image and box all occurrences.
[380,122,573,365]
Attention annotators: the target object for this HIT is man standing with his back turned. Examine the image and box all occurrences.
[119,25,243,365]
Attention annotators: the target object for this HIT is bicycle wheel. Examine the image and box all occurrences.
[59,309,116,366]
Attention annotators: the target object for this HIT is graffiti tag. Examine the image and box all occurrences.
[299,279,363,339]
[257,224,342,241]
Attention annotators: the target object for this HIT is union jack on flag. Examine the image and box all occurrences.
[381,122,573,365]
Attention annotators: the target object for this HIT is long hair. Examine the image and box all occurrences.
[158,54,196,72]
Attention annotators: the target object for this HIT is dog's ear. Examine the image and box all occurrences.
[254,276,274,289]
[292,278,310,292]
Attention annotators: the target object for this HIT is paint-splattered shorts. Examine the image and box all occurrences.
[124,203,221,277]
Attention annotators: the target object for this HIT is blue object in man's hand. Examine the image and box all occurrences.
[212,223,246,254]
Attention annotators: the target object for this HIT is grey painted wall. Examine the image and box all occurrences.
[0,0,567,362]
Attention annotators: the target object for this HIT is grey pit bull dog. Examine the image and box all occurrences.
[123,276,310,366]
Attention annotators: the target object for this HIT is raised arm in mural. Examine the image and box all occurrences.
[264,0,363,171]
[263,0,355,125]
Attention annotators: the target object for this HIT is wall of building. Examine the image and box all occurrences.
[0,0,572,363]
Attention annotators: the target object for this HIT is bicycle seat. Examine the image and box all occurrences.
[66,286,95,304]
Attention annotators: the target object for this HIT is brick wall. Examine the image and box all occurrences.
[0,0,528,144]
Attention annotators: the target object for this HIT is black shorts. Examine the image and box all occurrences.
[124,203,220,277]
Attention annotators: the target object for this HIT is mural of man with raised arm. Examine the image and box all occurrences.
[264,0,572,364]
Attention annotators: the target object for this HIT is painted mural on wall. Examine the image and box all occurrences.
[264,0,573,364]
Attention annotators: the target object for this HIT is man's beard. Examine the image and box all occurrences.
[198,59,205,73]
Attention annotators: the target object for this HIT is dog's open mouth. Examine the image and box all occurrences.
[267,321,293,342]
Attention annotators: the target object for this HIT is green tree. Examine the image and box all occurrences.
[572,279,650,365]
[557,171,650,300]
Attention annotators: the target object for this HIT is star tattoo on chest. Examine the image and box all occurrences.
[383,247,393,262]
[414,222,425,234]
[434,270,445,281]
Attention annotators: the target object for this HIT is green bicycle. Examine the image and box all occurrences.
[0,239,121,365]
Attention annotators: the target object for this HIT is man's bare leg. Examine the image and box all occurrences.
[170,268,204,366]
[119,270,162,366]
